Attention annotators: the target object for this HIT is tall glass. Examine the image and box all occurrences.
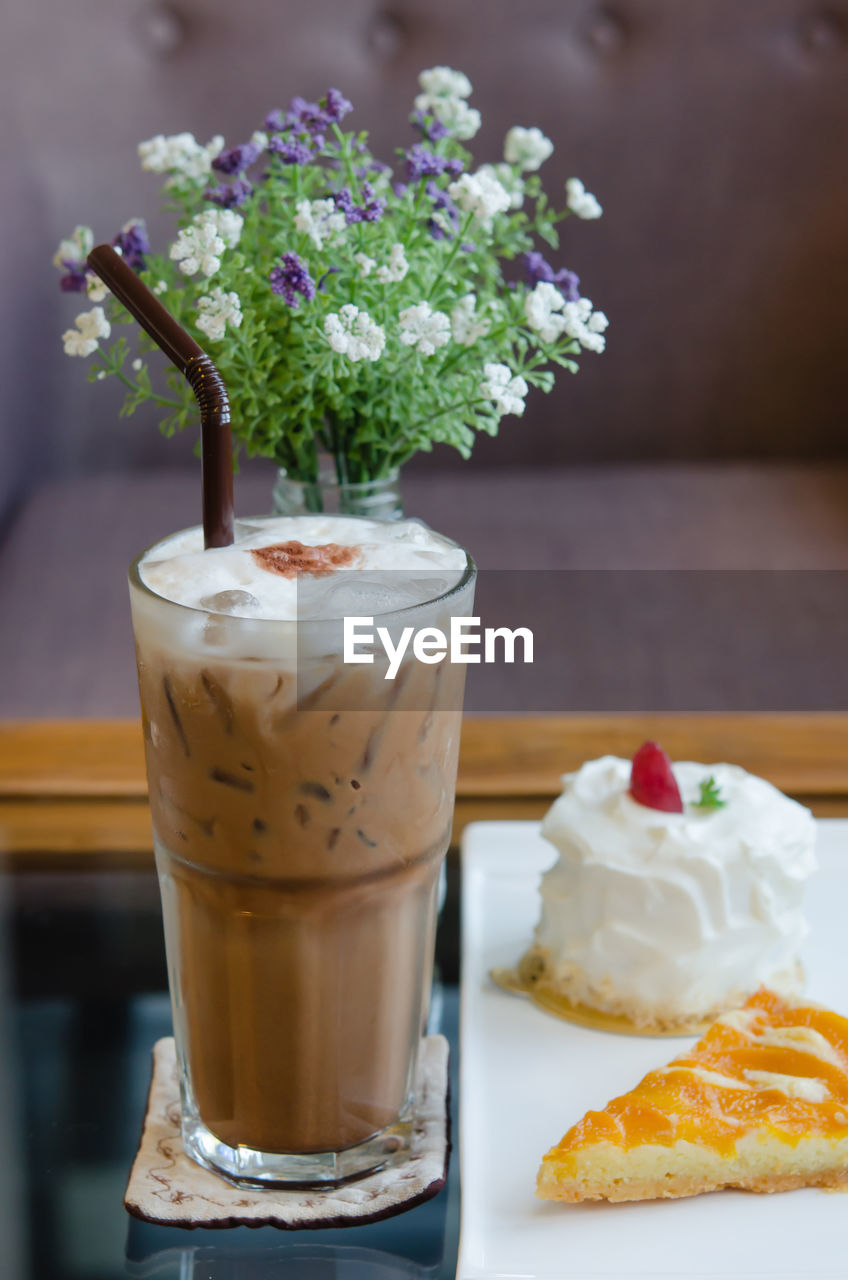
[129,521,475,1184]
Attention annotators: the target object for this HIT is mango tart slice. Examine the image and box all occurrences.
[538,988,848,1203]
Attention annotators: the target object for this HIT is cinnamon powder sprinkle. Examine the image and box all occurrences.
[251,541,360,578]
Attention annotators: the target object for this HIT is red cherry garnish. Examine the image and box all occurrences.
[629,741,684,813]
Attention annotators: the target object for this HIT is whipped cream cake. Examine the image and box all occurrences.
[516,744,817,1032]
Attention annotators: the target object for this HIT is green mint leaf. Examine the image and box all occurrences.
[693,776,727,810]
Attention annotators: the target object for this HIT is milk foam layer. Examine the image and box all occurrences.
[139,515,468,620]
[536,756,817,1025]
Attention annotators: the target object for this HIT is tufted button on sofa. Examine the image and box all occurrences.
[3,0,848,715]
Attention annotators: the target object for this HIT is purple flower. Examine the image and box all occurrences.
[267,88,351,145]
[556,271,581,302]
[333,187,357,223]
[359,182,386,223]
[324,88,353,123]
[393,182,409,199]
[287,95,329,134]
[523,251,580,301]
[206,178,253,208]
[523,251,550,283]
[59,261,89,292]
[112,219,150,272]
[411,109,448,142]
[405,145,444,181]
[268,136,313,165]
[404,146,465,183]
[333,182,385,225]
[425,180,458,240]
[361,204,384,223]
[212,141,262,176]
[264,107,287,132]
[269,252,316,308]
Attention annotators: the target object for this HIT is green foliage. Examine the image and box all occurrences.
[63,83,605,484]
[693,777,728,811]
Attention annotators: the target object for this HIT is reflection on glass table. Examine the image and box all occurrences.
[1,863,461,1280]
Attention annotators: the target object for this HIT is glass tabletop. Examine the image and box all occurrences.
[0,859,462,1280]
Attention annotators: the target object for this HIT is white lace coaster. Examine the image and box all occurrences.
[124,1035,450,1229]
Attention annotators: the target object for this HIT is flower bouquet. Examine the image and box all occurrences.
[55,66,607,493]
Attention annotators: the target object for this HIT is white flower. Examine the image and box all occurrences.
[476,163,524,210]
[414,66,480,140]
[204,207,244,249]
[356,245,407,284]
[566,177,603,220]
[294,198,347,249]
[324,305,386,362]
[415,94,481,140]
[480,362,528,417]
[398,302,451,356]
[196,288,243,342]
[451,294,490,347]
[418,67,472,99]
[561,299,609,352]
[251,130,268,150]
[376,243,409,283]
[132,358,143,372]
[524,281,566,343]
[138,132,224,181]
[62,306,110,357]
[504,126,554,172]
[153,280,168,296]
[448,170,512,229]
[86,274,108,302]
[169,214,226,277]
[53,225,93,269]
[138,135,171,171]
[524,282,608,352]
[440,97,481,140]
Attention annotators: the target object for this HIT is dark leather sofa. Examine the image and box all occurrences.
[3,0,848,716]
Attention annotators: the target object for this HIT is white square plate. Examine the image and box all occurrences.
[458,819,848,1280]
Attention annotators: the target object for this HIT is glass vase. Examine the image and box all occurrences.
[273,459,403,520]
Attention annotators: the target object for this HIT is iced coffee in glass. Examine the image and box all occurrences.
[129,514,475,1184]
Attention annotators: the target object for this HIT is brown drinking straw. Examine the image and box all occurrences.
[87,244,234,549]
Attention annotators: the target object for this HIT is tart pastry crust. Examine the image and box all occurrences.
[538,989,848,1202]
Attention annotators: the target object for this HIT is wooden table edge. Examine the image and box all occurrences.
[2,714,848,858]
[2,713,848,798]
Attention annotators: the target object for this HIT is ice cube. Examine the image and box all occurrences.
[298,574,445,620]
[234,519,269,540]
[202,615,229,647]
[200,589,260,615]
